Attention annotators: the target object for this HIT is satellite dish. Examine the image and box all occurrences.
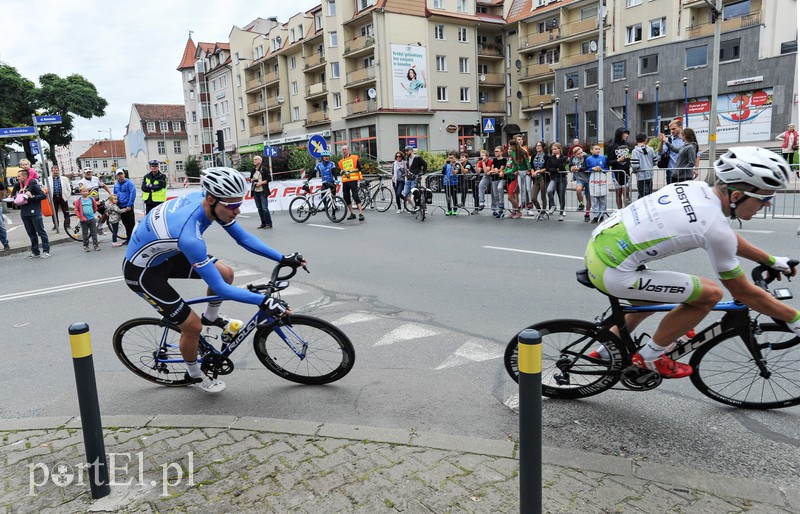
[276,95,285,104]
[515,59,522,70]
[516,91,523,99]
[479,74,486,82]
[367,88,377,99]
[589,40,598,52]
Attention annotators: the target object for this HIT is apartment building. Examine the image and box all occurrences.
[123,104,188,180]
[54,140,94,177]
[77,140,127,178]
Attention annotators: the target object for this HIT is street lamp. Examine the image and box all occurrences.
[624,84,629,130]
[539,102,545,142]
[574,94,579,140]
[555,97,560,143]
[682,77,689,128]
[654,81,661,138]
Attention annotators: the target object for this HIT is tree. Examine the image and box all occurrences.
[184,155,200,178]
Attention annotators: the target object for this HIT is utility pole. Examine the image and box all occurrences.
[597,0,606,149]
[705,0,723,185]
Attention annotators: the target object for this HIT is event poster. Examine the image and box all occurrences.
[686,88,773,144]
[391,44,428,109]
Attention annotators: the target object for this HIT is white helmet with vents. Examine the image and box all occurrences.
[715,146,791,190]
[201,167,248,198]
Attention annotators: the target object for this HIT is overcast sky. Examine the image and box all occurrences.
[2,0,319,142]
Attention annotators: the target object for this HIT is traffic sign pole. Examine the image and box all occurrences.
[32,115,50,183]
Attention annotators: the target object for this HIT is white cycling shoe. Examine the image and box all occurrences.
[185,373,226,393]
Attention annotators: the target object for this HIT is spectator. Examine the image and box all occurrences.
[567,138,583,159]
[661,128,699,182]
[46,165,71,232]
[78,167,111,234]
[338,145,365,221]
[75,186,100,251]
[631,133,657,199]
[585,144,609,223]
[475,149,492,213]
[505,139,524,218]
[515,135,533,212]
[113,170,137,241]
[403,146,428,211]
[607,127,632,210]
[250,155,272,229]
[489,146,507,218]
[0,177,8,251]
[546,142,569,221]
[530,141,549,216]
[442,152,460,216]
[658,120,685,184]
[141,160,168,214]
[391,151,406,213]
[106,194,124,247]
[776,123,799,166]
[570,146,590,222]
[12,169,50,258]
[458,152,476,211]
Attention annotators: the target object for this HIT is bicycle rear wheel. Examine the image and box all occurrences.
[65,214,83,241]
[690,323,800,409]
[113,317,192,386]
[326,195,347,223]
[371,186,393,212]
[289,197,312,223]
[504,319,624,399]
[253,314,355,385]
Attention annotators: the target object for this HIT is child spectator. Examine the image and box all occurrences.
[585,144,609,223]
[490,146,507,218]
[458,152,477,211]
[107,194,124,247]
[74,186,100,251]
[631,133,657,199]
[570,146,590,222]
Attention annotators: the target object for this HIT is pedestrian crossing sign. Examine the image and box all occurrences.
[482,118,495,133]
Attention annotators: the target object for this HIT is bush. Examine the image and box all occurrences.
[418,150,447,173]
[184,156,200,178]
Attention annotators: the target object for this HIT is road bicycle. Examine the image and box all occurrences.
[113,260,356,386]
[65,199,128,242]
[504,263,800,409]
[403,173,431,222]
[288,182,347,224]
[357,174,393,212]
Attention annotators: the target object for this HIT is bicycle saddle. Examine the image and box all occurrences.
[576,269,595,290]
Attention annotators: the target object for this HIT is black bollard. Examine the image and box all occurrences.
[68,323,110,500]
[518,329,542,514]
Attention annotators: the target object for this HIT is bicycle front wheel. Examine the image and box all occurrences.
[253,314,355,385]
[326,195,347,223]
[504,319,624,399]
[690,323,800,409]
[372,186,393,212]
[65,214,83,241]
[289,197,312,223]
[113,317,192,386]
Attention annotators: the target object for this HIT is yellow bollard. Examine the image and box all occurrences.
[518,329,542,514]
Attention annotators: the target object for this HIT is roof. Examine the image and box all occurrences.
[176,37,197,70]
[78,140,126,160]
[133,104,185,121]
[477,12,506,24]
[507,0,575,23]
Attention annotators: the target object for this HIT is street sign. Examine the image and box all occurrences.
[263,146,278,157]
[406,137,418,149]
[30,141,39,155]
[34,115,63,125]
[482,118,496,133]
[0,126,36,138]
[307,135,328,159]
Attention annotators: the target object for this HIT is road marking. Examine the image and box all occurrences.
[0,276,124,302]
[233,268,261,277]
[333,312,379,325]
[435,340,505,370]
[374,323,439,347]
[482,245,583,260]
[736,229,774,234]
[308,224,345,230]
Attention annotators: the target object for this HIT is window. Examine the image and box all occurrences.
[477,63,489,75]
[160,121,169,132]
[398,124,429,152]
[189,89,195,100]
[686,45,708,68]
[458,27,468,43]
[240,119,245,131]
[334,93,342,108]
[581,41,594,54]
[457,0,466,12]
[349,125,376,158]
[626,0,642,6]
[290,28,296,43]
[296,25,303,40]
[565,72,578,90]
[723,0,750,20]
[436,55,447,71]
[146,121,156,132]
[460,87,470,102]
[437,86,448,101]
[174,141,182,154]
[506,45,511,68]
[327,0,336,16]
[357,0,374,10]
[626,24,642,44]
[291,81,298,95]
[612,61,625,81]
[331,61,340,78]
[580,5,597,19]
[720,38,741,62]
[315,13,323,31]
[157,141,166,155]
[194,135,199,145]
[434,25,445,40]
[649,17,666,39]
[293,106,300,121]
[93,160,98,168]
[191,111,197,123]
[639,54,658,75]
[585,67,598,87]
[176,161,184,172]
[330,31,338,47]
[538,81,554,95]
[433,0,444,8]
[236,75,241,87]
[160,163,168,173]
[333,130,346,155]
[238,97,244,109]
[290,56,296,69]
[102,160,108,168]
[459,57,469,73]
[172,121,181,132]
[362,56,374,68]
[224,127,231,140]
[360,24,373,37]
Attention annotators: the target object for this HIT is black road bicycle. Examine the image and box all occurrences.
[358,175,393,212]
[403,173,431,222]
[504,263,800,409]
[288,182,347,224]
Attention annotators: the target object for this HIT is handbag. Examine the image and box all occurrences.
[657,137,672,168]
[13,192,28,205]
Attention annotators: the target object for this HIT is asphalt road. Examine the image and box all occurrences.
[2,206,799,487]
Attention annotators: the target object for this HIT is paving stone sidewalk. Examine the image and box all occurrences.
[1,416,798,513]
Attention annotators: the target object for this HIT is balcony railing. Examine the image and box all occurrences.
[560,18,596,38]
[247,100,264,113]
[305,81,328,97]
[307,110,330,125]
[479,101,505,113]
[686,11,761,38]
[268,121,282,134]
[266,96,280,110]
[345,66,376,85]
[479,72,505,87]
[250,125,266,137]
[245,77,262,91]
[521,94,554,111]
[522,30,558,49]
[264,70,279,84]
[477,44,504,58]
[346,99,377,116]
[556,52,595,68]
[519,62,555,81]
[343,34,375,56]
[304,51,325,69]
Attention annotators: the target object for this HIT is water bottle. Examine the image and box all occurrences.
[221,319,243,344]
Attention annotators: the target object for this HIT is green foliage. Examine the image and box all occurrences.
[0,64,35,128]
[184,156,200,178]
[418,150,446,173]
[287,146,315,176]
[238,157,255,173]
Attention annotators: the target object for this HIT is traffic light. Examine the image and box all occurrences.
[216,130,225,153]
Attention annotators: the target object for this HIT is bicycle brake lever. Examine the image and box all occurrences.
[302,266,310,274]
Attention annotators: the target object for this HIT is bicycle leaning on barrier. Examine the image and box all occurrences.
[403,173,432,221]
[288,181,347,223]
[357,174,394,213]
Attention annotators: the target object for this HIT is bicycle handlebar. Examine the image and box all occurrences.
[751,259,799,288]
[246,254,309,294]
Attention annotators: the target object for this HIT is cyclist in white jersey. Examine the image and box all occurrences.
[585,147,800,378]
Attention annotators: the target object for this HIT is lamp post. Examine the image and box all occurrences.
[682,77,689,128]
[574,94,579,140]
[624,84,629,130]
[654,81,661,138]
[539,102,545,142]
[555,97,560,143]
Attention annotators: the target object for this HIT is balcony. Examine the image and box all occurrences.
[245,77,263,92]
[346,99,377,117]
[247,100,265,114]
[479,101,505,114]
[479,72,505,87]
[521,30,559,50]
[345,66,376,87]
[686,11,761,38]
[268,121,282,135]
[555,52,596,68]
[264,70,279,85]
[250,125,266,137]
[266,96,281,111]
[342,34,375,58]
[521,94,554,111]
[304,51,326,71]
[477,44,504,59]
[518,62,555,82]
[305,81,328,99]
[560,18,597,39]
[306,110,330,126]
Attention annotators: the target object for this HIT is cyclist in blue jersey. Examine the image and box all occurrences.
[123,167,306,393]
[310,150,339,197]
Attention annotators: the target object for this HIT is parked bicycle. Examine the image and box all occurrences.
[403,173,431,222]
[288,181,347,224]
[358,174,393,212]
[65,198,128,242]
[113,259,356,386]
[504,263,800,409]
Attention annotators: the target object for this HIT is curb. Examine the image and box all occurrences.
[2,415,798,510]
[1,234,74,256]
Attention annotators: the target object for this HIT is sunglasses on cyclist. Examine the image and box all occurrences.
[731,188,775,204]
[214,198,243,211]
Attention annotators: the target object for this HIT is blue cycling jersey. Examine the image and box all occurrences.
[314,160,337,183]
[124,191,282,305]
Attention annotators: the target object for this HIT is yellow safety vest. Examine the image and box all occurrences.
[143,175,167,203]
[338,155,362,182]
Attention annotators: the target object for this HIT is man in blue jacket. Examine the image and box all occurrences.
[113,170,137,242]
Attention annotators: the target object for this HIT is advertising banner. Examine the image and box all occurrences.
[391,44,428,109]
[170,179,339,213]
[687,88,773,145]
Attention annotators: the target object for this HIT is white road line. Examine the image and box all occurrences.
[0,276,124,302]
[736,229,774,234]
[374,323,439,347]
[435,340,505,370]
[482,245,583,260]
[333,312,379,325]
[232,268,261,277]
[308,224,345,230]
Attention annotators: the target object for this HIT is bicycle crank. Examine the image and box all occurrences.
[201,354,235,377]
[619,366,662,391]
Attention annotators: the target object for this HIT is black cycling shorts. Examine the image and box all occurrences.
[342,181,359,205]
[123,254,215,324]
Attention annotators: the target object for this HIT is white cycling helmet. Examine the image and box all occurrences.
[715,146,791,190]
[201,167,248,198]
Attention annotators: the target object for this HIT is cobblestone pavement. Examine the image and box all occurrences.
[1,416,798,513]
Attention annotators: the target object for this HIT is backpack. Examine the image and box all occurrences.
[657,136,672,168]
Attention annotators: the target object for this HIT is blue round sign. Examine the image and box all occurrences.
[308,135,328,159]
